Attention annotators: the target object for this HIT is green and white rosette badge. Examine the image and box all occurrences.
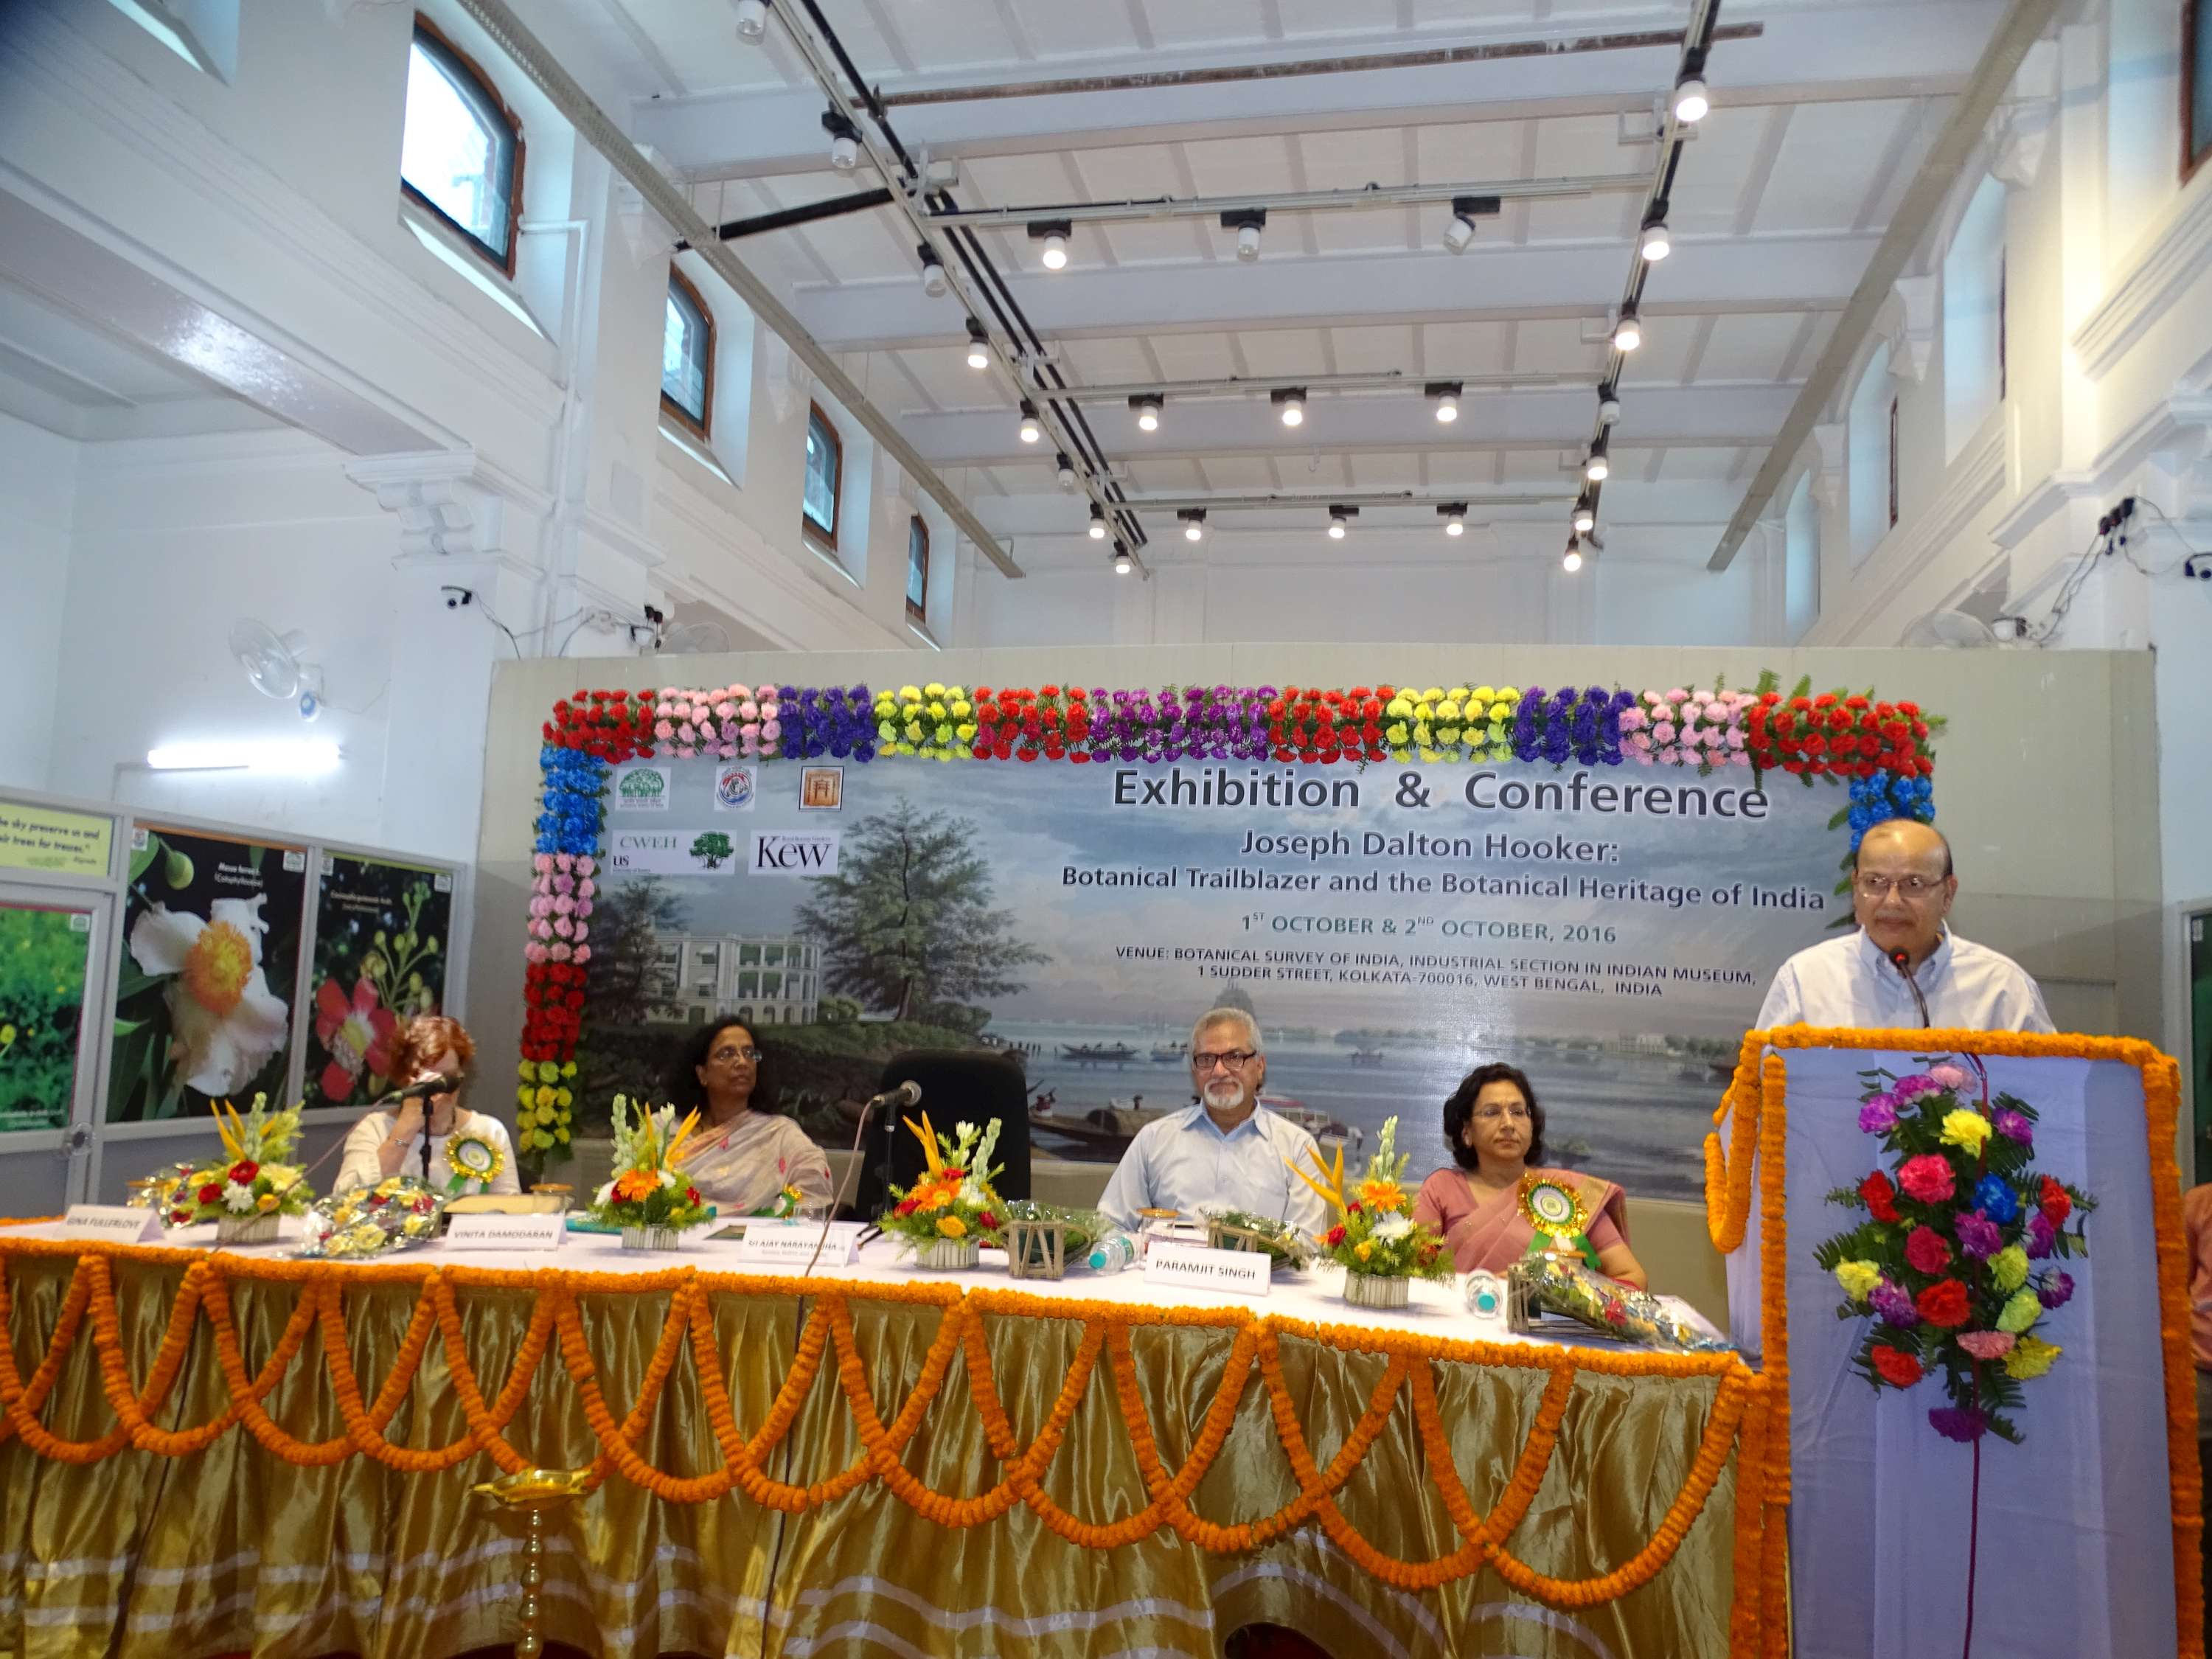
[1517,1172,1602,1271]
[444,1126,505,1196]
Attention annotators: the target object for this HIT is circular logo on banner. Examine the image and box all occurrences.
[716,765,757,809]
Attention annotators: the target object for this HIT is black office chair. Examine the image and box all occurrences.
[848,1048,1032,1219]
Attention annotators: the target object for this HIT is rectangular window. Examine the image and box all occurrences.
[401,17,524,276]
[803,403,841,546]
[1887,398,1900,528]
[906,516,930,621]
[661,269,714,439]
[2189,0,2212,179]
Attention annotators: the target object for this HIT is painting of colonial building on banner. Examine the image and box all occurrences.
[653,933,821,1027]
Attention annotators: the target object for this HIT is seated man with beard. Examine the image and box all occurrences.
[1097,1008,1329,1239]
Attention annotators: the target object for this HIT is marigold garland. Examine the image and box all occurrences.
[0,1240,1770,1636]
[1703,1026,2202,1659]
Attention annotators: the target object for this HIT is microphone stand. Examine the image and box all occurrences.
[1889,949,1932,1029]
[803,1099,880,1278]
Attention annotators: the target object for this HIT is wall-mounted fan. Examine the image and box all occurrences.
[229,618,327,720]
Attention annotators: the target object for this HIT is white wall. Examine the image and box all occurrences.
[0,411,77,788]
[1791,0,2212,1095]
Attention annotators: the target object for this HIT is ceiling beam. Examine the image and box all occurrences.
[1708,0,2062,570]
[633,3,2002,179]
[790,234,1870,351]
[903,382,1795,466]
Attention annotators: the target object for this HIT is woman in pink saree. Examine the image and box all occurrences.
[666,1018,834,1217]
[1411,1062,1648,1288]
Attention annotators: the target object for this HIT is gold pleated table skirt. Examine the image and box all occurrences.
[0,1242,1767,1658]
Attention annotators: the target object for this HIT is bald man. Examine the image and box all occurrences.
[1755,819,2053,1032]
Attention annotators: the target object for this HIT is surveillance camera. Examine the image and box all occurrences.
[440,585,473,610]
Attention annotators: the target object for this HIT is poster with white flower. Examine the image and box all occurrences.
[107,827,305,1121]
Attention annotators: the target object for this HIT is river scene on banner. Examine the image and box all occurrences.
[578,754,1845,1202]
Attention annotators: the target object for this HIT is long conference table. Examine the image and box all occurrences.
[0,1221,1775,1659]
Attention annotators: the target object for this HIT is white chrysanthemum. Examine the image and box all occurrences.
[1373,1211,1412,1241]
[223,1181,257,1214]
[959,1180,984,1204]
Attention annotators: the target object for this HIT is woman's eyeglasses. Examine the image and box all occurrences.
[711,1046,763,1064]
[1472,1104,1531,1123]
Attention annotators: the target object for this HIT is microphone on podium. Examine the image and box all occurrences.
[1888,948,1933,1029]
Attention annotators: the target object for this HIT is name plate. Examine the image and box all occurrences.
[731,1221,862,1270]
[444,1213,566,1251]
[59,1205,161,1243]
[1144,1240,1271,1298]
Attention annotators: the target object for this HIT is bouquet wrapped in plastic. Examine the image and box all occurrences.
[296,1176,447,1260]
[1507,1253,1731,1353]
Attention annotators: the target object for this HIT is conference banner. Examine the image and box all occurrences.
[580,754,1841,1200]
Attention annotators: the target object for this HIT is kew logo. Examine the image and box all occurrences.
[749,832,841,877]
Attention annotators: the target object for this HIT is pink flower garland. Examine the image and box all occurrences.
[525,852,597,965]
[650,682,783,760]
[1618,686,1755,769]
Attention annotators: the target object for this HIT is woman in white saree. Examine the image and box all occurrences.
[667,1018,834,1217]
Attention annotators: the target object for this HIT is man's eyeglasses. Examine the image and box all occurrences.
[1854,873,1944,900]
[1192,1050,1259,1072]
[711,1046,763,1064]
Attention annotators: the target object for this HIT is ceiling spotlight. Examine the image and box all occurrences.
[919,247,947,297]
[1585,440,1610,482]
[1598,393,1623,427]
[1030,219,1072,271]
[964,319,990,370]
[1222,209,1267,263]
[1673,74,1711,125]
[1612,305,1643,353]
[1088,504,1107,540]
[1056,453,1077,490]
[1273,386,1306,428]
[1441,193,1497,255]
[1439,504,1467,538]
[1018,400,1042,445]
[1563,539,1585,574]
[822,111,861,173]
[1130,394,1162,433]
[1573,497,1596,535]
[1639,215,1672,262]
[734,0,768,41]
[1180,509,1207,543]
[1428,381,1462,424]
[1326,504,1356,540]
[1113,541,1133,575]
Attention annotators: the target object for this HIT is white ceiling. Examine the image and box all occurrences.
[555,0,2006,566]
[0,278,279,443]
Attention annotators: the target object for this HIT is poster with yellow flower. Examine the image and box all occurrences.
[107,827,304,1123]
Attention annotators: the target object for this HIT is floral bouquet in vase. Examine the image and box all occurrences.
[882,1114,1005,1269]
[1289,1116,1452,1310]
[173,1095,314,1244]
[588,1096,712,1251]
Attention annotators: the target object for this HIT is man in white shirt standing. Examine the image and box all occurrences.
[1755,818,2054,1033]
[1097,1008,1331,1238]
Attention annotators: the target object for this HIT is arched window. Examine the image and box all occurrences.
[803,403,841,547]
[661,269,714,439]
[401,17,524,275]
[905,516,929,621]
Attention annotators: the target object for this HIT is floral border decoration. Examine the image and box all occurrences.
[521,672,1943,1107]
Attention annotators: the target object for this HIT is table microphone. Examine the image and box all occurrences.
[1888,949,1932,1029]
[372,1074,460,1183]
[807,1079,922,1276]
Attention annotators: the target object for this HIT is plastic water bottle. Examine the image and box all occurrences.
[1085,1234,1137,1273]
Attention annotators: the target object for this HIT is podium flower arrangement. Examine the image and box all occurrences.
[1816,1061,2094,1444]
[1290,1116,1452,1310]
[588,1096,710,1251]
[171,1096,313,1242]
[883,1114,1004,1269]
